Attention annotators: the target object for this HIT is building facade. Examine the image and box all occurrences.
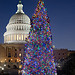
[53,49,68,62]
[0,0,31,69]
[0,43,70,69]
[0,44,25,69]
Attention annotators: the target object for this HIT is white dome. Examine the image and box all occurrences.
[4,1,31,44]
[9,13,30,25]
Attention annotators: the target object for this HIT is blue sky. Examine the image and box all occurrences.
[0,0,75,50]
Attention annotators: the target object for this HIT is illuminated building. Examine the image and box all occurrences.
[4,0,31,44]
[0,0,31,69]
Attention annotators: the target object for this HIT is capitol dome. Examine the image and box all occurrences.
[9,13,30,25]
[4,0,31,44]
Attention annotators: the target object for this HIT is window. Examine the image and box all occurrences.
[15,60,17,62]
[8,53,11,57]
[14,34,16,41]
[8,65,10,68]
[59,53,60,55]
[19,53,22,57]
[19,49,21,51]
[17,20,22,23]
[22,26,23,30]
[63,53,64,55]
[17,26,18,30]
[15,49,17,51]
[22,35,23,40]
[17,35,19,40]
[19,34,21,40]
[19,26,21,30]
[9,59,11,62]
[24,35,26,40]
[14,53,17,58]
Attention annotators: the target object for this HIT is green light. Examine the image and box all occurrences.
[19,0,21,4]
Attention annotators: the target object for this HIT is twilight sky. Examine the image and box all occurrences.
[0,0,75,50]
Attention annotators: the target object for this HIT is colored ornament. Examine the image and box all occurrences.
[22,0,56,75]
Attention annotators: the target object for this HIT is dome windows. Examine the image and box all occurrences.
[9,13,30,25]
[18,34,21,40]
[22,35,23,40]
[4,34,28,43]
[14,35,16,41]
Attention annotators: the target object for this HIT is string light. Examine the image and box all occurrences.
[22,0,56,75]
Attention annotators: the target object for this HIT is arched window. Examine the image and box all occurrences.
[14,53,17,58]
[8,53,11,57]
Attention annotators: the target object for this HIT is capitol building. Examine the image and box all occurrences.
[0,0,31,69]
[4,0,31,44]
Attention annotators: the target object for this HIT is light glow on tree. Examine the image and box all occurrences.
[22,0,56,75]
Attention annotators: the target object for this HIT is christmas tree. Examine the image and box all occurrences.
[22,0,56,75]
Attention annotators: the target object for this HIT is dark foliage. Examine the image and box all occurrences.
[61,53,75,75]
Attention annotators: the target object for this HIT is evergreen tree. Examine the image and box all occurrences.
[22,0,56,75]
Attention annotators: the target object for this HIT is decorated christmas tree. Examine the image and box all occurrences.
[22,0,56,75]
